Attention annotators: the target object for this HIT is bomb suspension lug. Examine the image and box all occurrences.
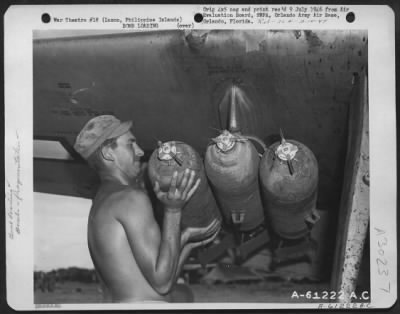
[231,210,245,225]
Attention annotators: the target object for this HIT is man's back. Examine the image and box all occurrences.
[88,181,167,302]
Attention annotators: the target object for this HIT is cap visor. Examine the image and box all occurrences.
[108,121,133,139]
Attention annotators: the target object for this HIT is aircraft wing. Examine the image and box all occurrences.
[33,29,367,206]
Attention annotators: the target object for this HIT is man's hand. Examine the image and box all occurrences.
[154,169,200,212]
[181,218,221,246]
[185,224,221,250]
[173,219,221,285]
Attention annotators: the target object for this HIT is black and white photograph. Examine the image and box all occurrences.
[4,5,396,311]
[32,27,370,304]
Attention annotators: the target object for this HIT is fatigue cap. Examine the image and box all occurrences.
[74,115,132,159]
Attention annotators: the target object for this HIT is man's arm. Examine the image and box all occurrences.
[115,170,199,295]
[115,191,181,295]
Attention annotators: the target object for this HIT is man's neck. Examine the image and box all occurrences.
[100,170,131,186]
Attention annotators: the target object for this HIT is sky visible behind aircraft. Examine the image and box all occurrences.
[34,193,93,271]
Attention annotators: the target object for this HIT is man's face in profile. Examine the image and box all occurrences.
[112,131,144,180]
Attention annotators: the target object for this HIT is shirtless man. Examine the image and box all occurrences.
[74,115,220,303]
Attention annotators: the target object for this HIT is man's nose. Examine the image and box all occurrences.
[133,143,144,157]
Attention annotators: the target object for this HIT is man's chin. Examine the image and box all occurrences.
[133,162,142,174]
[129,163,143,182]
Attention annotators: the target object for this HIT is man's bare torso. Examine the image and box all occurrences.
[87,181,168,303]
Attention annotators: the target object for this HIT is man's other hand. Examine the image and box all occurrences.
[181,218,221,247]
[185,223,221,250]
[154,169,200,212]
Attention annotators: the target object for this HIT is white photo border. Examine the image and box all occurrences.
[4,4,397,310]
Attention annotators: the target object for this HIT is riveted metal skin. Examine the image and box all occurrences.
[260,140,319,239]
[148,141,221,233]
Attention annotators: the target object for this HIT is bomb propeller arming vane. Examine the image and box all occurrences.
[212,130,248,153]
[157,141,183,166]
[277,128,297,175]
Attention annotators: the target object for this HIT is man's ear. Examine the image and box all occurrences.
[100,145,115,162]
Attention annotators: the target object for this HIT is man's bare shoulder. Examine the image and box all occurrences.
[108,187,153,218]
